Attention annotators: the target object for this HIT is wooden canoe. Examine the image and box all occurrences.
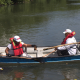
[0,46,80,64]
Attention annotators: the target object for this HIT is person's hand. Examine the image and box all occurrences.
[55,47,57,50]
[79,42,80,44]
[34,45,37,50]
[6,54,11,57]
[32,45,37,50]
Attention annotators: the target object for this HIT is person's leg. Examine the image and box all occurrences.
[61,50,69,56]
[21,52,32,58]
[57,49,63,56]
[57,49,69,56]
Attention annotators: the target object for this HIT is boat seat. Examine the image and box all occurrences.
[77,44,80,51]
[76,44,80,54]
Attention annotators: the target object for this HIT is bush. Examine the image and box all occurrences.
[0,0,28,5]
[0,0,12,5]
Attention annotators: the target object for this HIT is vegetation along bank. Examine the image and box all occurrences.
[0,0,30,6]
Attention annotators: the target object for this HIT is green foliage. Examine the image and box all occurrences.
[5,0,12,4]
[0,0,30,5]
[0,0,5,5]
[0,0,12,5]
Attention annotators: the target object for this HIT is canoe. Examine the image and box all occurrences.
[0,46,80,64]
[1,55,80,64]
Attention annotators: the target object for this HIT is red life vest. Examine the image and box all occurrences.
[61,31,76,44]
[10,38,23,56]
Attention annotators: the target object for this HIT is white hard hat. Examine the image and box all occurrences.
[63,29,72,34]
[14,36,22,42]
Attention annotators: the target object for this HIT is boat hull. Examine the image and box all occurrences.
[41,55,80,63]
[0,55,80,64]
[0,46,80,64]
[0,57,40,64]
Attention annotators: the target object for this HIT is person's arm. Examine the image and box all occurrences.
[65,38,77,48]
[22,44,32,47]
[5,47,11,57]
[5,47,9,55]
[22,43,37,50]
[57,39,71,50]
[57,46,67,50]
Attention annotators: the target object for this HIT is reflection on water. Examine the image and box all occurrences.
[62,68,78,80]
[0,62,80,80]
[13,71,23,80]
[70,3,80,5]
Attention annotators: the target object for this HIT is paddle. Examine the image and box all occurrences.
[13,56,43,63]
[1,55,31,59]
[43,50,56,57]
[1,54,43,63]
[43,42,80,51]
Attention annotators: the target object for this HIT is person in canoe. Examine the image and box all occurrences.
[5,36,37,57]
[56,29,77,56]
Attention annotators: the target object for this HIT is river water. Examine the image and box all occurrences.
[0,0,80,80]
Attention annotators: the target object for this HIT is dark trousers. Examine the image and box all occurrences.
[57,49,69,56]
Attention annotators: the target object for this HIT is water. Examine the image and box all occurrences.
[0,0,80,80]
[0,62,80,80]
[0,0,80,46]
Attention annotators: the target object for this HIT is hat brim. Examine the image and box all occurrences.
[63,31,71,34]
[63,32,66,34]
[16,39,22,42]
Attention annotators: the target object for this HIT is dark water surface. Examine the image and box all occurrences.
[0,0,80,46]
[0,0,80,80]
[0,62,80,80]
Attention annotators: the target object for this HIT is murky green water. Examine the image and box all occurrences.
[0,0,80,80]
[0,0,80,46]
[0,62,80,80]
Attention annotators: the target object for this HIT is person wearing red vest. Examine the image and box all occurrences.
[56,29,77,56]
[5,36,37,57]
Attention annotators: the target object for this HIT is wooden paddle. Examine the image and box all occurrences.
[1,55,43,63]
[43,50,56,57]
[43,42,80,51]
[1,55,32,59]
